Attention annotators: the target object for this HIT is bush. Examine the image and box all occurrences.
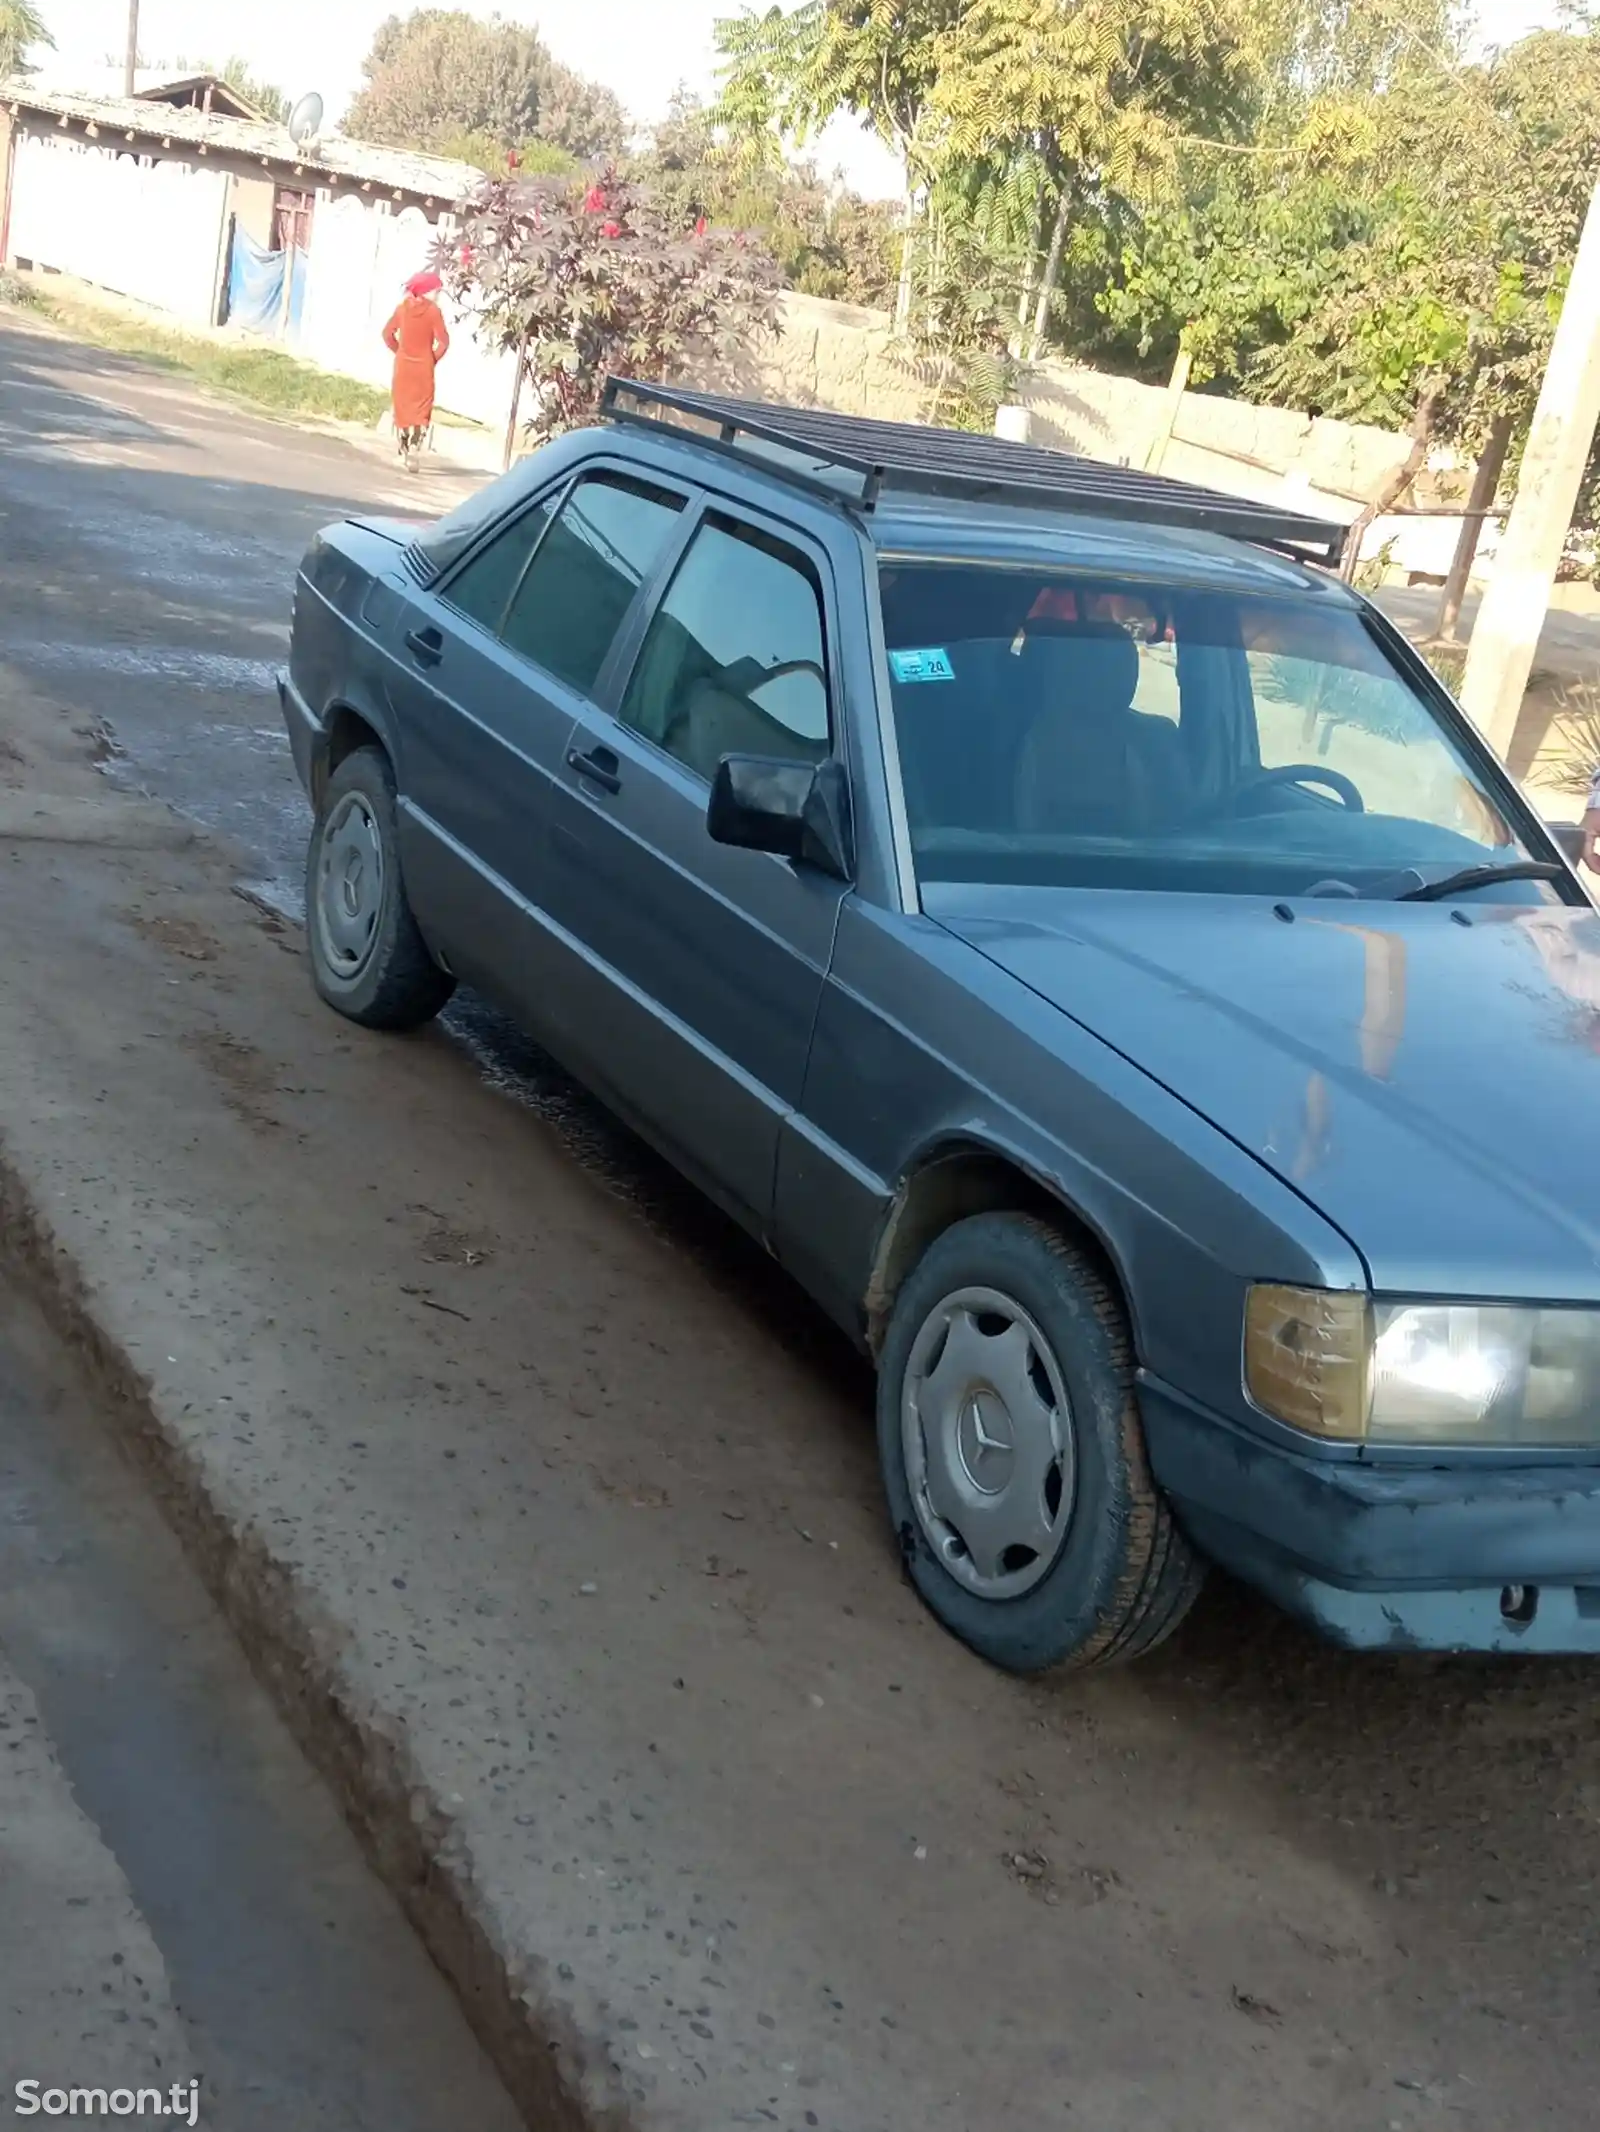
[439,163,781,439]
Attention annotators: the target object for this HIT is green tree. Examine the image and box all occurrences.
[219,59,291,124]
[1233,30,1600,439]
[1250,0,1461,106]
[0,0,53,77]
[716,1,968,328]
[1083,23,1600,568]
[346,9,627,161]
[928,0,1275,357]
[631,88,898,306]
[715,0,1293,352]
[436,132,581,177]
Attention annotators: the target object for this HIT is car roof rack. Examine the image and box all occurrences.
[601,377,1346,568]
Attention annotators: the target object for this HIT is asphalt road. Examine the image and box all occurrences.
[4,302,1600,2129]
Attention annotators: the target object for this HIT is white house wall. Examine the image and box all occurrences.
[9,132,228,327]
[299,194,518,432]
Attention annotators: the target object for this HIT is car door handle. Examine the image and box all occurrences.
[567,744,622,795]
[405,626,443,668]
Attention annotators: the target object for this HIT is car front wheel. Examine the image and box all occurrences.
[877,1213,1203,1673]
[306,744,454,1031]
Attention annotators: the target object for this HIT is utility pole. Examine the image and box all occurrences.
[1461,175,1600,762]
[123,0,139,97]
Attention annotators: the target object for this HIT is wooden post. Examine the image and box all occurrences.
[1435,413,1513,643]
[123,0,139,97]
[1144,348,1192,474]
[502,336,528,472]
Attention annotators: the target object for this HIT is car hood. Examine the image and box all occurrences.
[929,883,1600,1299]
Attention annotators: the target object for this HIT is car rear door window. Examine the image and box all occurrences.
[440,494,558,636]
[619,515,830,784]
[499,473,684,696]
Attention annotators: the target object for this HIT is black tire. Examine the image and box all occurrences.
[305,744,454,1031]
[877,1213,1204,1674]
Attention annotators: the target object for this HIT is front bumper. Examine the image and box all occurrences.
[1141,1375,1600,1652]
[277,670,323,800]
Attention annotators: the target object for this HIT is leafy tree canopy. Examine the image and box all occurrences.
[712,0,1600,531]
[631,87,898,307]
[0,0,53,78]
[347,9,627,162]
[1096,25,1600,451]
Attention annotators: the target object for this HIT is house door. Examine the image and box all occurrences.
[272,187,315,340]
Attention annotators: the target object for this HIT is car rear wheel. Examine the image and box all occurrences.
[306,745,454,1031]
[877,1213,1204,1673]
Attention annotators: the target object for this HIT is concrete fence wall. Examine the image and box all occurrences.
[7,130,229,329]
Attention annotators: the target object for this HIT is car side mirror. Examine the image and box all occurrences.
[707,755,853,881]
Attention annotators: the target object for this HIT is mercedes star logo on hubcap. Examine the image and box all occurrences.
[957,1391,1014,1494]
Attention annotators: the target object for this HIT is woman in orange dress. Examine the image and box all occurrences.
[383,271,451,467]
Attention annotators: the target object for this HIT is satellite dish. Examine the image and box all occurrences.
[287,92,325,145]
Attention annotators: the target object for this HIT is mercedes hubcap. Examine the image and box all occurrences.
[315,791,386,981]
[902,1287,1075,1600]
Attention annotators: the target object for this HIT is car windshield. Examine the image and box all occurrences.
[878,561,1538,901]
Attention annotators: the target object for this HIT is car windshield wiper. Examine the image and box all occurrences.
[1395,860,1569,903]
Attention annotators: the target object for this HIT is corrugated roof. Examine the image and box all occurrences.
[0,77,479,204]
[31,69,265,117]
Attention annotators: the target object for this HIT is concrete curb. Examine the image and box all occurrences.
[0,1128,626,2132]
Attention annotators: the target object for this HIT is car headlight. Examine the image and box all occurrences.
[1245,1286,1600,1448]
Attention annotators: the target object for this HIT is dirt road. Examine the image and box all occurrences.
[0,302,1597,2131]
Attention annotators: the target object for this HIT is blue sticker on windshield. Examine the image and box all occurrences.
[889,646,955,684]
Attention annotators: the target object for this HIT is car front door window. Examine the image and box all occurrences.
[619,514,831,784]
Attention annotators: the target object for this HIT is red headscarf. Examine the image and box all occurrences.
[406,270,443,298]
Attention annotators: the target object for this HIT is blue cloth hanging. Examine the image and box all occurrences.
[226,227,286,334]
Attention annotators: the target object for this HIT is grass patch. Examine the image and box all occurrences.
[1420,641,1467,695]
[1532,679,1600,802]
[1,281,389,426]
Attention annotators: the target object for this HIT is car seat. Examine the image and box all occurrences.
[1012,621,1182,837]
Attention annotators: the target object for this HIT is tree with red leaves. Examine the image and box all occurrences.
[436,162,782,451]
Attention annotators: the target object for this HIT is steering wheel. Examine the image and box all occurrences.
[1197,762,1365,821]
